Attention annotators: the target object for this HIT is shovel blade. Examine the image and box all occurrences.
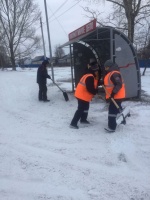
[116,106,130,125]
[63,92,69,101]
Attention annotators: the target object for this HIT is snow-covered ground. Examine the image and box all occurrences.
[0,66,150,200]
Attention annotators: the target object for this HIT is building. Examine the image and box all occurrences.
[58,54,71,66]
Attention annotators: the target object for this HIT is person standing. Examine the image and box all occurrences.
[70,59,99,129]
[103,60,125,132]
[37,60,51,102]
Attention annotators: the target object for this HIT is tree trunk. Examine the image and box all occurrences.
[128,15,134,43]
[10,43,16,71]
[123,0,134,43]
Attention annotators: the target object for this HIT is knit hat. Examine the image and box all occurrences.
[89,58,99,71]
[104,60,114,68]
[42,60,49,65]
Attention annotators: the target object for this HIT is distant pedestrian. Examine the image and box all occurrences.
[37,60,51,102]
[103,60,125,132]
[70,59,99,129]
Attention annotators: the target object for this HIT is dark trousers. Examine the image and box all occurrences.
[38,83,47,101]
[71,99,89,126]
[108,100,122,130]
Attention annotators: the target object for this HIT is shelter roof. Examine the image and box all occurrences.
[60,29,97,48]
[60,27,114,48]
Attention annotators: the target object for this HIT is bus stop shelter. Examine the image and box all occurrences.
[60,19,141,99]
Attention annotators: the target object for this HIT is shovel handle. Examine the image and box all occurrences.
[50,77,63,92]
[110,97,120,110]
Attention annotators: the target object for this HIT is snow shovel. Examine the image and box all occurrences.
[50,78,69,101]
[102,85,130,125]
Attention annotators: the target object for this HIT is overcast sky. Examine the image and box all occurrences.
[34,0,112,57]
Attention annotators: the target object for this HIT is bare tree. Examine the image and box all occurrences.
[80,0,150,43]
[54,44,65,59]
[82,7,105,27]
[106,0,150,43]
[0,0,41,70]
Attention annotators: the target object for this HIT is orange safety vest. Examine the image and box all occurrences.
[104,71,125,99]
[75,74,98,102]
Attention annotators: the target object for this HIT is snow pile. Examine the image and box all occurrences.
[0,67,150,200]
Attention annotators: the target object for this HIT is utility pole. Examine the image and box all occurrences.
[40,17,46,59]
[44,0,54,81]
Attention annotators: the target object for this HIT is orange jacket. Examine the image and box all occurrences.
[104,71,125,99]
[75,74,98,102]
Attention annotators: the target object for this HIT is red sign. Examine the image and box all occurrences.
[68,19,96,41]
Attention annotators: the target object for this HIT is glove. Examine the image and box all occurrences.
[48,75,51,79]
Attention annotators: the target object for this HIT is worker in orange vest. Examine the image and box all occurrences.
[70,59,99,129]
[103,60,125,132]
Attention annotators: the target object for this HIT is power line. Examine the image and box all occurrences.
[47,4,68,36]
[48,0,69,20]
[49,0,82,23]
[35,0,82,39]
[35,0,81,32]
[34,0,69,32]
